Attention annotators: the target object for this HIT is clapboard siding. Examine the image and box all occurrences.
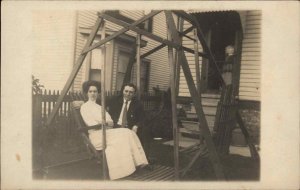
[141,12,172,91]
[73,10,147,91]
[73,10,98,91]
[32,11,76,91]
[71,10,261,101]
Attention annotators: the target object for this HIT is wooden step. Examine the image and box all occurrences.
[201,101,219,107]
[201,93,221,99]
[181,120,215,130]
[182,115,215,125]
[186,109,216,117]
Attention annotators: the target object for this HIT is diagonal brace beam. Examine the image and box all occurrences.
[141,25,199,59]
[46,17,105,126]
[172,10,225,86]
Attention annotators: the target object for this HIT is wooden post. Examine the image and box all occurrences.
[165,11,225,180]
[166,14,179,180]
[194,28,201,92]
[136,34,141,100]
[175,16,184,95]
[100,21,108,180]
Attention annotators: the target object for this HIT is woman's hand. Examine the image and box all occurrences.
[132,125,138,133]
[106,120,114,127]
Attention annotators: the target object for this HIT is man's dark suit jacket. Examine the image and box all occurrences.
[107,95,151,157]
[107,96,144,130]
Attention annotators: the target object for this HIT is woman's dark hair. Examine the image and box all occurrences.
[82,80,101,94]
[120,82,137,94]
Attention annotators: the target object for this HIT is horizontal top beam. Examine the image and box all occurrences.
[98,12,207,58]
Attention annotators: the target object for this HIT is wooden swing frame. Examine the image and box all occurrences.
[44,10,243,181]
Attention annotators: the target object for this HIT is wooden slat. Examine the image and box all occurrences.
[145,167,174,181]
[131,165,168,180]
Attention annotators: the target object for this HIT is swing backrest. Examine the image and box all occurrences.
[71,101,103,160]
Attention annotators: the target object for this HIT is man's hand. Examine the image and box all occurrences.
[132,125,138,133]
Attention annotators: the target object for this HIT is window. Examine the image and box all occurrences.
[116,51,130,91]
[89,48,102,82]
[143,10,153,33]
[115,51,150,92]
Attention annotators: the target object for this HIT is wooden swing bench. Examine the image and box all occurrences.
[70,100,175,181]
[71,101,105,164]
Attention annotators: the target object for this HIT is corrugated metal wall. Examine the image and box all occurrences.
[239,11,261,101]
[32,11,76,91]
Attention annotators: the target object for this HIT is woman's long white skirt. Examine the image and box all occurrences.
[88,128,148,180]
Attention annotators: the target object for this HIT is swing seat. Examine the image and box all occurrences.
[70,101,105,164]
[71,101,174,181]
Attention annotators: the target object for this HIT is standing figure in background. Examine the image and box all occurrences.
[222,45,235,86]
[80,80,148,180]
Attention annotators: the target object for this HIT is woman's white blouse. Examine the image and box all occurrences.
[80,100,113,129]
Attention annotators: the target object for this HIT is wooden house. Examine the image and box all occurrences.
[70,10,260,102]
[33,10,260,102]
[33,10,261,137]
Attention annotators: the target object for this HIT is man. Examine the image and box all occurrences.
[107,83,152,154]
[108,83,156,169]
[107,83,144,132]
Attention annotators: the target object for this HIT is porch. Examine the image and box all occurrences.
[32,89,259,181]
[33,135,259,181]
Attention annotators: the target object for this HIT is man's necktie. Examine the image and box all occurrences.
[121,100,128,127]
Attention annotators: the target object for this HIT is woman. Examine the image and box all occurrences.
[222,45,235,86]
[80,80,148,180]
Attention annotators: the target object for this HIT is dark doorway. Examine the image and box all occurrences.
[193,11,242,93]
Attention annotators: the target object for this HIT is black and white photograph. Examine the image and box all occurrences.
[1,1,299,190]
